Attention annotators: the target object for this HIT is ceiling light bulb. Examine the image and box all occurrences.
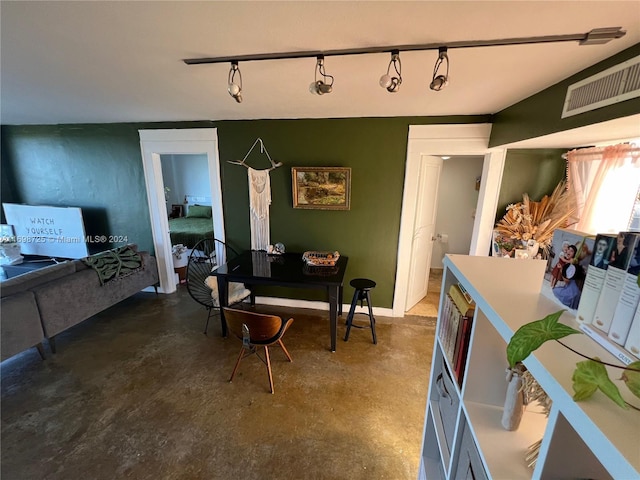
[379,74,392,89]
[430,76,448,91]
[228,83,240,96]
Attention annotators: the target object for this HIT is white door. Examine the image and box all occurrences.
[405,155,443,310]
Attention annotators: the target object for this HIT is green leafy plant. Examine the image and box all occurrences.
[507,310,580,368]
[507,310,640,409]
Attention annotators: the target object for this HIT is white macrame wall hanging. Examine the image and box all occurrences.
[227,138,282,251]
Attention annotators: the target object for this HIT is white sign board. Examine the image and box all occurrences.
[3,203,89,259]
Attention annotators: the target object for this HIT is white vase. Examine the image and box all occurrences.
[501,364,526,431]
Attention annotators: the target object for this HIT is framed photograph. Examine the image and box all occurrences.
[292,167,351,210]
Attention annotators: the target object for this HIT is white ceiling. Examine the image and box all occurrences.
[1,0,640,148]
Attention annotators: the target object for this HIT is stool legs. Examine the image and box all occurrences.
[344,289,360,342]
[365,290,377,344]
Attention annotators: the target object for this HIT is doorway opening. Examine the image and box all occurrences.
[406,155,484,316]
[139,128,225,294]
[393,124,507,317]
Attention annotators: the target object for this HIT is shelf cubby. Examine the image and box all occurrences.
[418,254,640,479]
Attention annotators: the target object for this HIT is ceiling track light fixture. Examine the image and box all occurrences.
[430,47,449,91]
[184,28,625,66]
[183,28,626,101]
[309,55,334,95]
[227,61,243,103]
[380,50,402,93]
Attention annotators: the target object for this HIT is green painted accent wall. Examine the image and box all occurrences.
[0,124,153,253]
[490,43,640,147]
[1,116,489,308]
[496,149,567,221]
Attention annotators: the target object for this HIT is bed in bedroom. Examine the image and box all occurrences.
[168,204,214,249]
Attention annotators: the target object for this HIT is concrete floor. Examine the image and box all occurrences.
[1,286,436,480]
[406,269,442,318]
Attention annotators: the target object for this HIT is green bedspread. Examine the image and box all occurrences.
[169,217,214,249]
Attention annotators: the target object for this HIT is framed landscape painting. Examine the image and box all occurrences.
[292,167,351,210]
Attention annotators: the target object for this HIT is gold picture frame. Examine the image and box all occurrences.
[292,167,351,210]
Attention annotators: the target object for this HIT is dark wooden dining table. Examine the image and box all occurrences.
[212,250,348,352]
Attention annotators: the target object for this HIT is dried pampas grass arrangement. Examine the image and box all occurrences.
[495,181,578,257]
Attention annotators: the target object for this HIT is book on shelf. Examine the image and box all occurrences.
[580,323,636,366]
[593,233,640,334]
[453,315,473,386]
[623,304,640,360]
[576,233,618,324]
[437,287,473,385]
[541,228,595,314]
[449,283,475,317]
[438,294,452,357]
[440,294,460,366]
[608,237,640,345]
[456,282,474,307]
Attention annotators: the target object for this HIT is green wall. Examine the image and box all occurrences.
[496,149,566,221]
[1,116,489,308]
[490,43,640,147]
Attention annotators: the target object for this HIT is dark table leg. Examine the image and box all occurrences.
[328,285,339,352]
[216,276,229,337]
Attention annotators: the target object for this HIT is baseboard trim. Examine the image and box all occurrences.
[252,296,395,319]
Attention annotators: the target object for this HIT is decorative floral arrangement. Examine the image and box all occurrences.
[172,244,187,259]
[495,181,577,257]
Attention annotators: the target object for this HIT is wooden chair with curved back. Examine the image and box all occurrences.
[223,307,294,394]
[186,237,252,335]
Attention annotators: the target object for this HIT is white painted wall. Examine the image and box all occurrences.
[160,154,209,215]
[431,156,485,269]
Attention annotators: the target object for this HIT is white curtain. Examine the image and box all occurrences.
[567,143,640,234]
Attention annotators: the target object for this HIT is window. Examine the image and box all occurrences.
[566,143,640,234]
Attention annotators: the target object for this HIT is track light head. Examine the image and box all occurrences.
[430,75,448,91]
[379,50,402,93]
[309,81,333,95]
[310,55,334,95]
[430,47,449,91]
[227,61,243,103]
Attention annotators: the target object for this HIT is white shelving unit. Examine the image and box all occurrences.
[418,254,639,480]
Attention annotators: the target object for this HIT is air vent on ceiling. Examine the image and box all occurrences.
[561,55,640,118]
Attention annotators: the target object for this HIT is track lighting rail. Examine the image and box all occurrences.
[183,28,625,65]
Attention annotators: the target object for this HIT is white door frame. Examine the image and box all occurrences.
[393,124,506,317]
[139,128,224,294]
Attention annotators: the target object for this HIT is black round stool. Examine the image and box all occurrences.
[344,278,377,344]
